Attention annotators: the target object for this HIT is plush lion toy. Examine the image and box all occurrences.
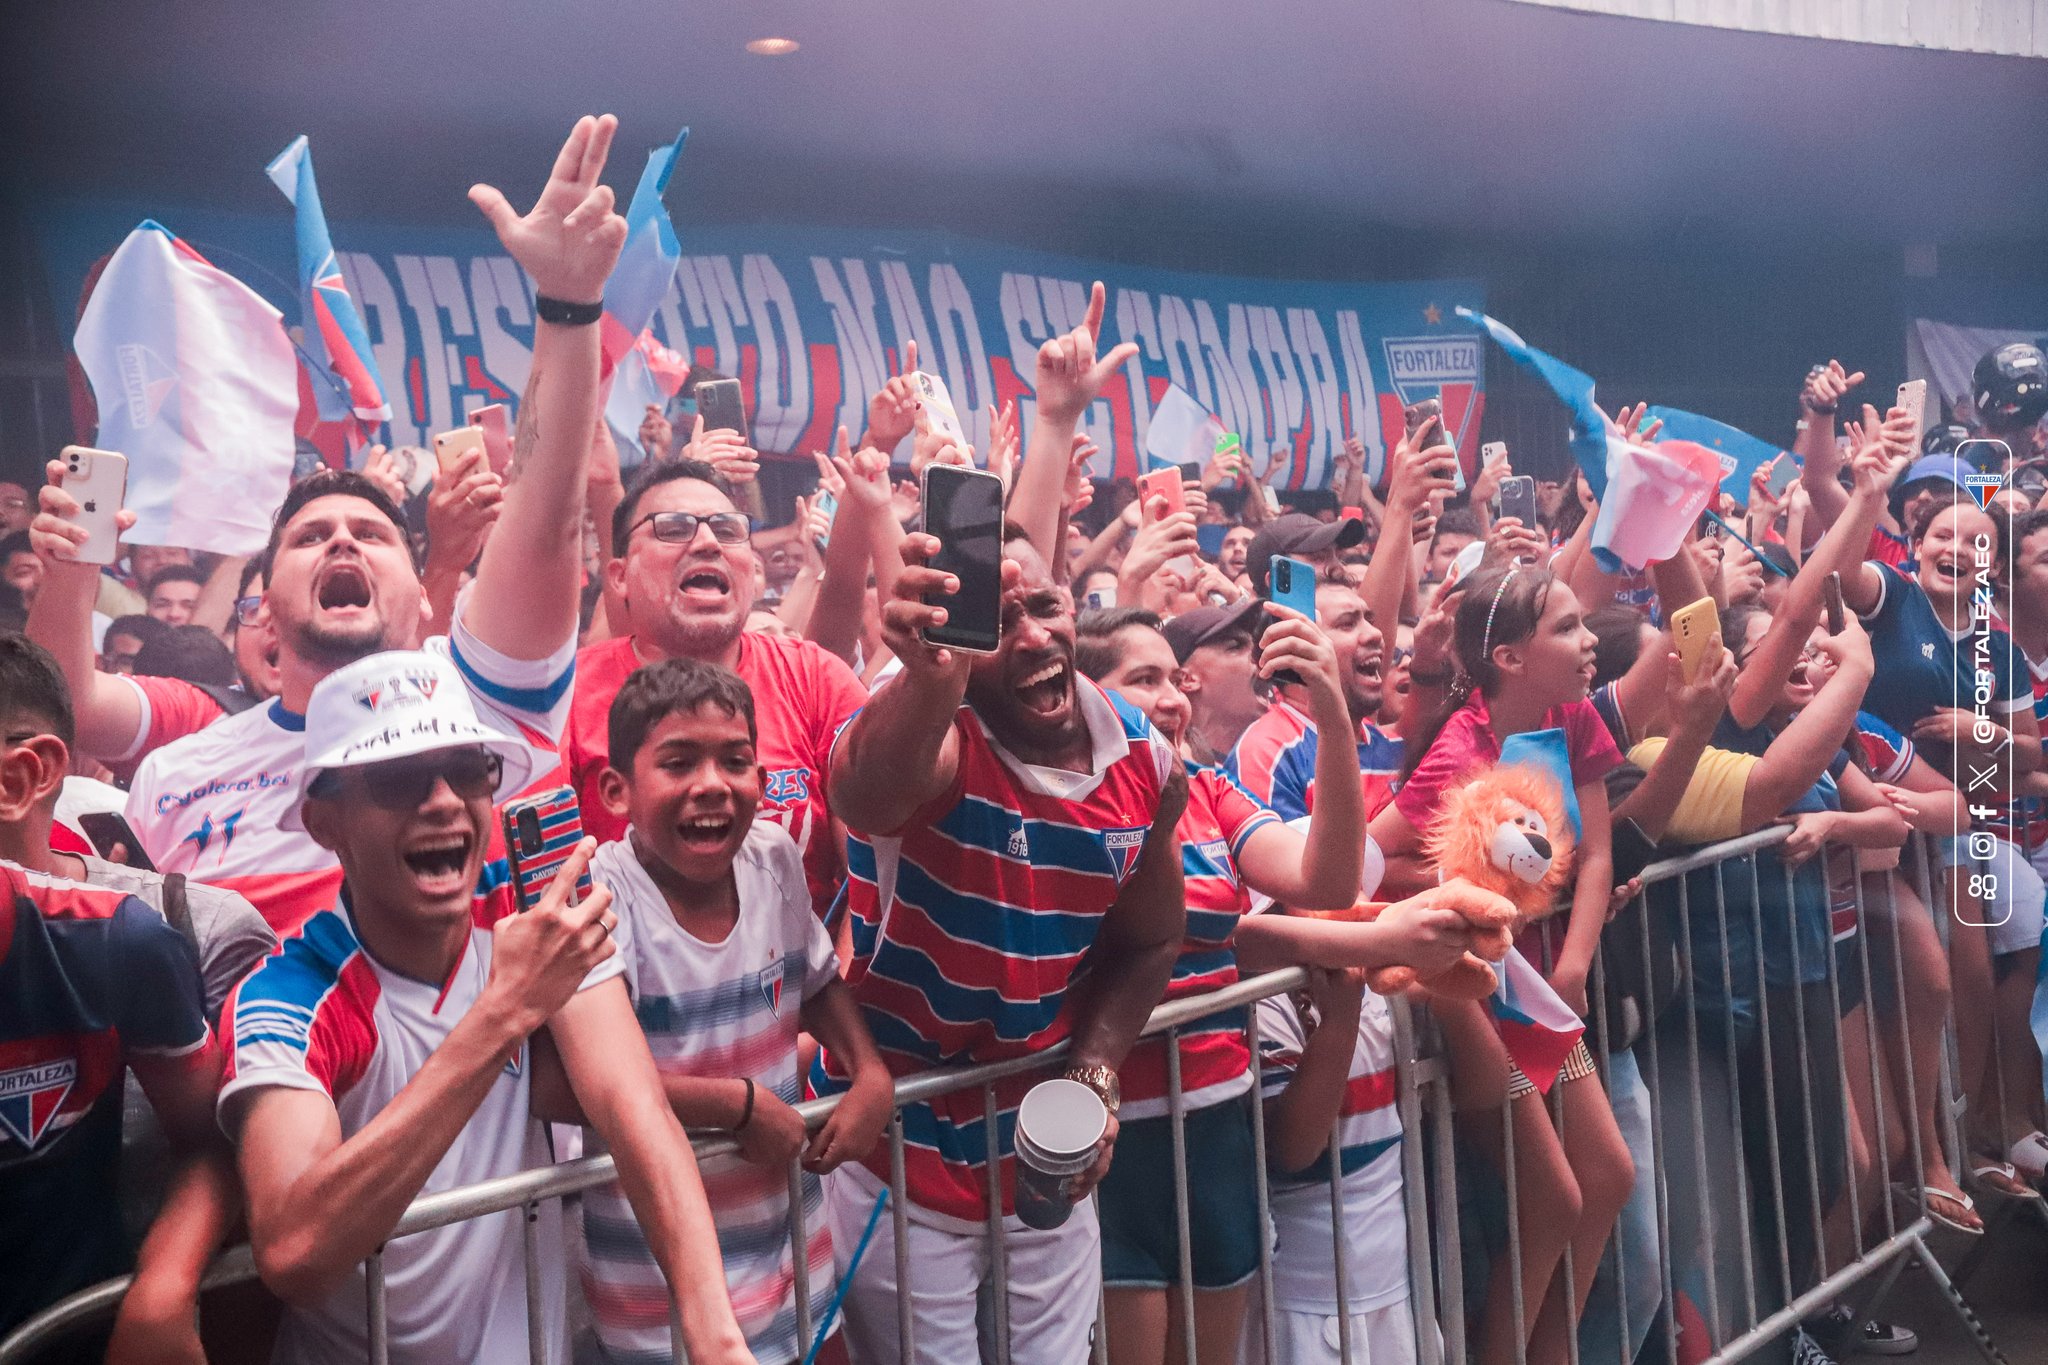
[1307,764,1576,999]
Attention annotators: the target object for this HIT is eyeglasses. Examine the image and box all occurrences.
[629,510,751,546]
[233,595,266,627]
[310,748,502,810]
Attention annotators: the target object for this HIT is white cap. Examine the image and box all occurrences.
[283,650,538,831]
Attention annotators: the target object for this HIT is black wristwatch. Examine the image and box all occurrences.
[535,294,603,326]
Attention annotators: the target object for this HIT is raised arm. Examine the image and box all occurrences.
[463,115,627,660]
[1740,617,1873,830]
[1794,361,1865,544]
[548,976,753,1365]
[26,464,145,756]
[1011,282,1139,568]
[1612,642,1736,842]
[1360,421,1454,649]
[828,532,972,832]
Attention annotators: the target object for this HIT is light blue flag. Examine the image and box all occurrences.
[1644,405,1789,495]
[1458,308,1612,499]
[601,126,689,369]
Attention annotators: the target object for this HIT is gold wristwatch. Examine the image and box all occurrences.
[1062,1063,1121,1115]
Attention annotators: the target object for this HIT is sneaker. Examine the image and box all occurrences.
[1792,1327,1840,1365]
[1859,1320,1919,1356]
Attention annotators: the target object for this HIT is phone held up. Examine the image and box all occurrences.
[696,378,749,440]
[1264,554,1319,686]
[58,446,128,566]
[1497,475,1538,531]
[920,464,1005,655]
[1824,571,1846,636]
[502,787,593,913]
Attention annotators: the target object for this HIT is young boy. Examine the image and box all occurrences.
[576,658,895,1365]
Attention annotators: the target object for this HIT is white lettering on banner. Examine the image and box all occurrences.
[1156,294,1216,420]
[470,256,534,410]
[1114,288,1161,482]
[931,263,993,448]
[999,270,1050,432]
[337,251,414,441]
[684,255,748,377]
[1289,307,1345,483]
[812,257,892,449]
[1195,301,1267,466]
[1336,310,1387,486]
[1248,304,1307,484]
[741,254,808,453]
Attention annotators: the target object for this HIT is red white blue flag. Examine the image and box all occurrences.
[601,126,689,373]
[266,136,391,432]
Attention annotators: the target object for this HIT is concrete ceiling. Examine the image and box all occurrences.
[5,0,2046,265]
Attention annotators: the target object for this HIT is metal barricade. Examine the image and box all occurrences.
[0,829,2021,1365]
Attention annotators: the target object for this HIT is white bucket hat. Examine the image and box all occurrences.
[282,649,539,831]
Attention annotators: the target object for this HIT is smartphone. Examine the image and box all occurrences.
[1084,587,1115,612]
[920,464,1005,655]
[1260,485,1282,515]
[911,370,969,449]
[1762,454,1800,499]
[501,786,593,913]
[1214,432,1245,485]
[56,446,128,566]
[467,403,512,476]
[1195,523,1228,560]
[75,811,155,871]
[697,378,749,439]
[1481,440,1508,467]
[1896,378,1928,434]
[1404,397,1465,492]
[812,488,839,553]
[1265,555,1319,686]
[1824,571,1846,635]
[1669,596,1720,684]
[1498,474,1538,529]
[1137,467,1185,516]
[432,425,487,475]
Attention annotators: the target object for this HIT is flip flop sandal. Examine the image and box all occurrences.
[1968,1158,2043,1203]
[2007,1131,2048,1183]
[1892,1181,1984,1235]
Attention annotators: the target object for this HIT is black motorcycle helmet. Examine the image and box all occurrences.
[1922,422,1973,457]
[1973,342,2048,432]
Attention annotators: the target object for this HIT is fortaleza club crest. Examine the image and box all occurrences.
[0,1058,78,1150]
[352,669,442,712]
[758,958,786,1015]
[1963,472,2003,509]
[1103,828,1147,881]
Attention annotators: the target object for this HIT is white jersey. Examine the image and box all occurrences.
[125,610,573,936]
[583,825,840,1365]
[1256,989,1409,1315]
[219,896,623,1365]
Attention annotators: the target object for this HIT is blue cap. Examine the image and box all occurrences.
[1901,455,1969,490]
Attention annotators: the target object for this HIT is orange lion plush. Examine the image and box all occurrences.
[1308,764,1575,999]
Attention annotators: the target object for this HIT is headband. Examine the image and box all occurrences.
[1480,566,1523,660]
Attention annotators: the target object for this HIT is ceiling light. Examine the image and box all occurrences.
[745,37,799,56]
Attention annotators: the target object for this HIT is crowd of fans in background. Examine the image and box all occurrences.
[6,113,2048,1365]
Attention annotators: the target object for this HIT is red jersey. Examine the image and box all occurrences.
[562,634,868,916]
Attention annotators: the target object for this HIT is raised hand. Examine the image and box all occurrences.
[867,338,921,452]
[1386,415,1458,513]
[1801,359,1865,414]
[881,532,981,680]
[483,839,618,1036]
[427,446,505,572]
[469,115,628,304]
[1064,434,1099,517]
[1033,281,1139,428]
[637,403,673,460]
[359,445,410,508]
[987,398,1021,492]
[1609,402,1664,446]
[683,414,761,485]
[1485,516,1544,567]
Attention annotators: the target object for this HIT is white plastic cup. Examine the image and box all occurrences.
[1012,1078,1109,1230]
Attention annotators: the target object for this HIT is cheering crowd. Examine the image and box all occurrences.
[6,114,2048,1365]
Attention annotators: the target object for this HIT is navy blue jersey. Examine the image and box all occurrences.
[1,860,208,1333]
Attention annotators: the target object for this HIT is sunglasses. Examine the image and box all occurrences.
[629,510,751,546]
[310,748,502,810]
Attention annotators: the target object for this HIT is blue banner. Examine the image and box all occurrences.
[43,200,1483,488]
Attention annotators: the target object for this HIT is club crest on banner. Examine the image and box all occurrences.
[1382,335,1481,459]
[0,1058,78,1150]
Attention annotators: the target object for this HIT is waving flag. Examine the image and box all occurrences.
[1489,948,1586,1095]
[1644,405,1788,496]
[1458,307,1612,499]
[74,222,298,556]
[601,126,689,372]
[265,136,389,431]
[1143,383,1227,470]
[604,329,693,466]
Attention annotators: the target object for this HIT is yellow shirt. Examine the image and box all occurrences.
[1628,738,1758,844]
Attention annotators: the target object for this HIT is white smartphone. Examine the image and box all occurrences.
[58,446,128,565]
[912,370,969,449]
[1481,441,1507,467]
[1896,379,1928,435]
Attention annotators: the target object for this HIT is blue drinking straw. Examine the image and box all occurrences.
[799,1184,890,1365]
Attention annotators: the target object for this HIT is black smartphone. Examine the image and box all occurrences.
[501,786,592,913]
[1611,817,1659,887]
[920,464,1005,655]
[1498,475,1538,528]
[696,378,748,440]
[1824,571,1846,635]
[76,812,155,872]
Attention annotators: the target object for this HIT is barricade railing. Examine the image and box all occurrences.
[0,827,2021,1365]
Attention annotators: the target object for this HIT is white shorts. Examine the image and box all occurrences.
[826,1167,1100,1365]
[1941,834,2048,956]
[1239,1296,1420,1365]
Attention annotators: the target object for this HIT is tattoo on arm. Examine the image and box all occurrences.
[509,386,540,485]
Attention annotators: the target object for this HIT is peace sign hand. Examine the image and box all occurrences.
[469,115,628,304]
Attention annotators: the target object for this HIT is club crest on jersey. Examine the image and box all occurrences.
[758,960,786,1015]
[502,1041,525,1080]
[0,1058,77,1150]
[1103,827,1147,881]
[352,669,442,712]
